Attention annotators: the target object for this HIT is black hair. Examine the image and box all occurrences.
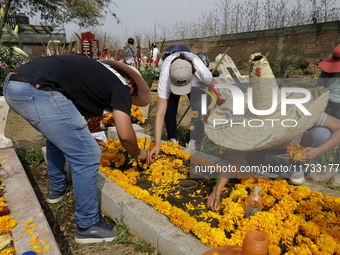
[116,69,138,96]
[128,38,134,45]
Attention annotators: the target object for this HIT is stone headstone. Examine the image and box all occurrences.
[0,96,13,148]
[81,32,99,60]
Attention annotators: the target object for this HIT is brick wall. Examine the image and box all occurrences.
[145,21,340,63]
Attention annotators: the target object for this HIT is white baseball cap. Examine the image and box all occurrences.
[170,59,193,95]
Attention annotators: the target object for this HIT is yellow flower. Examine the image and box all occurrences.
[0,247,16,255]
[13,47,28,58]
[188,124,195,130]
[290,186,311,201]
[268,244,281,255]
[262,194,276,208]
[300,221,321,240]
[229,188,248,202]
[286,144,306,163]
[0,216,18,233]
[191,110,199,118]
[316,234,337,254]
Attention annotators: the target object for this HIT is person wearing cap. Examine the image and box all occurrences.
[150,42,159,62]
[3,55,150,243]
[204,52,340,211]
[147,52,218,163]
[122,37,143,65]
[315,45,340,119]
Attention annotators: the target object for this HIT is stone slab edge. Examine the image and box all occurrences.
[97,172,210,255]
[1,147,61,254]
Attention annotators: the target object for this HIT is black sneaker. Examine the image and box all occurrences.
[75,222,119,244]
[46,189,70,204]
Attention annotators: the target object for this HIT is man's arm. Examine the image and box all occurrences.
[304,114,340,162]
[113,108,147,160]
[147,97,168,163]
[206,151,246,211]
[208,77,219,110]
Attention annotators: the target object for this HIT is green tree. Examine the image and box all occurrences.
[0,0,119,29]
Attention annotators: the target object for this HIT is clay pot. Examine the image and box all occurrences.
[202,245,242,255]
[202,229,268,255]
[178,179,198,190]
[241,229,268,255]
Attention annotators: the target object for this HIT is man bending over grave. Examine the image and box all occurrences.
[3,55,150,243]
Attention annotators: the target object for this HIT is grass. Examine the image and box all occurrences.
[15,142,45,171]
[101,205,155,253]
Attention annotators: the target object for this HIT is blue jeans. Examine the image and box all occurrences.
[3,74,100,228]
[325,100,340,120]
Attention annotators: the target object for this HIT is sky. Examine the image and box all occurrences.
[28,0,340,43]
[30,0,223,41]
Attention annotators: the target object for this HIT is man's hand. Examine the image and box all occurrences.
[137,149,148,162]
[208,101,215,110]
[147,145,160,163]
[206,188,220,212]
[303,147,320,163]
[95,139,107,153]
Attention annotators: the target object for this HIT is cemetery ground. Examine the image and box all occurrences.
[4,91,191,255]
[2,57,328,254]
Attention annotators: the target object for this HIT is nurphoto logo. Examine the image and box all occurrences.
[200,84,312,128]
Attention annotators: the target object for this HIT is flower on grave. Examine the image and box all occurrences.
[286,144,306,163]
[101,105,143,127]
[98,137,340,253]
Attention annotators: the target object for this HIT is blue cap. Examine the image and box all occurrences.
[22,252,36,255]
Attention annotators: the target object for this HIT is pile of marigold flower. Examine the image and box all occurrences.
[99,138,340,255]
[0,159,50,254]
[101,105,143,127]
[0,159,17,255]
[286,144,306,163]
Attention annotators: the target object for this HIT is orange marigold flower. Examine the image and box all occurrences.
[286,144,306,163]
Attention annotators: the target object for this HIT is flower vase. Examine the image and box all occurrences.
[0,96,13,148]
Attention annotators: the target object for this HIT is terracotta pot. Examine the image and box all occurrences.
[202,230,268,255]
[241,230,268,255]
[202,245,242,255]
[178,179,198,190]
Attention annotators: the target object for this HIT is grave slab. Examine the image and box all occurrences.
[322,187,340,197]
[1,147,61,254]
[97,172,211,253]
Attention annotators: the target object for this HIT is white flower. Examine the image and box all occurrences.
[13,47,28,58]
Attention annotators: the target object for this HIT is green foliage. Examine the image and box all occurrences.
[140,66,158,89]
[177,126,190,148]
[50,186,73,232]
[101,208,155,252]
[15,145,44,172]
[1,0,119,28]
[0,6,28,96]
[312,147,340,166]
[0,45,27,95]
